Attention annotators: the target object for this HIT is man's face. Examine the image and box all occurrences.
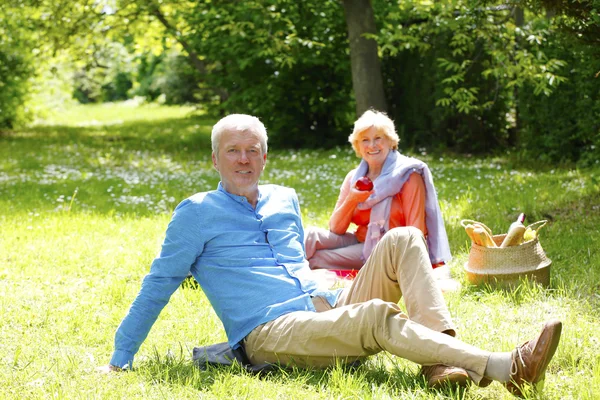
[212,129,267,197]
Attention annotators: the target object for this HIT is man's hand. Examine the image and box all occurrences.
[96,364,123,374]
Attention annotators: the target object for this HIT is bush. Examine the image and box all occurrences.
[133,52,164,101]
[518,33,600,165]
[101,71,133,102]
[0,47,33,128]
[71,42,136,104]
[381,45,510,153]
[151,50,204,105]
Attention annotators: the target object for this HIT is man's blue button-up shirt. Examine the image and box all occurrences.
[110,183,342,368]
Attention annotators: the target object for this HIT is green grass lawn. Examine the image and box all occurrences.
[1,103,599,399]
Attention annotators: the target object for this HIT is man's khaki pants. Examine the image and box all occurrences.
[244,227,490,383]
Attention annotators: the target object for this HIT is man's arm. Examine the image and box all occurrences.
[109,199,203,369]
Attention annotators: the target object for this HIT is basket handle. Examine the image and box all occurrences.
[526,220,548,232]
[460,219,492,232]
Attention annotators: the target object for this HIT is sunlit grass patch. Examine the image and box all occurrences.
[38,102,201,126]
[1,102,599,399]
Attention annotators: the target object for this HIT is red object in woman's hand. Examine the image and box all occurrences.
[355,176,374,191]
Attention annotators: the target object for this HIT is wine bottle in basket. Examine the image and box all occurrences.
[500,213,526,248]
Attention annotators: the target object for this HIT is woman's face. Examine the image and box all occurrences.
[357,126,392,166]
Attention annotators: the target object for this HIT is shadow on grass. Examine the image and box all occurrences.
[2,114,216,161]
[460,275,551,304]
[136,353,470,398]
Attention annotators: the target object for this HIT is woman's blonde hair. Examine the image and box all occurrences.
[348,109,399,157]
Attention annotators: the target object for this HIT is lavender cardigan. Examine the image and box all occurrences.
[350,150,452,264]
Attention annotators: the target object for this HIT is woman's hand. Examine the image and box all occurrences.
[329,171,374,235]
[329,187,373,234]
[346,186,373,205]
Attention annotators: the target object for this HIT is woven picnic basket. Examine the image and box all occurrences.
[460,219,552,287]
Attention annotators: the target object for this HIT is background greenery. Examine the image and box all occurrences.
[1,0,599,163]
[1,0,599,397]
[1,104,599,399]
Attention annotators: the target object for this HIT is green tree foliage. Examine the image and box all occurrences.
[0,45,33,129]
[1,0,599,163]
[71,42,136,103]
[0,0,117,125]
[527,0,600,43]
[518,31,600,165]
[24,0,357,147]
[375,1,575,153]
[150,50,205,105]
[134,52,164,101]
[174,0,356,147]
[0,2,36,128]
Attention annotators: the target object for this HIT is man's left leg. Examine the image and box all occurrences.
[336,226,470,387]
[338,227,453,332]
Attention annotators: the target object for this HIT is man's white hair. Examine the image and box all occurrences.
[211,114,268,156]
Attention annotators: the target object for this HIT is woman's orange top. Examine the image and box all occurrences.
[346,172,428,243]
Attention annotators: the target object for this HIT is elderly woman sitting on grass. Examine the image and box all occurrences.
[305,109,451,275]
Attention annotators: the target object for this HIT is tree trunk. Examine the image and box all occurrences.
[509,7,525,146]
[342,0,387,116]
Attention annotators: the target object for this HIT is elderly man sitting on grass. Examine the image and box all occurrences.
[101,113,562,397]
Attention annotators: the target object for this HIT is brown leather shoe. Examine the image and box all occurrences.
[477,376,493,388]
[505,319,562,397]
[420,364,470,389]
